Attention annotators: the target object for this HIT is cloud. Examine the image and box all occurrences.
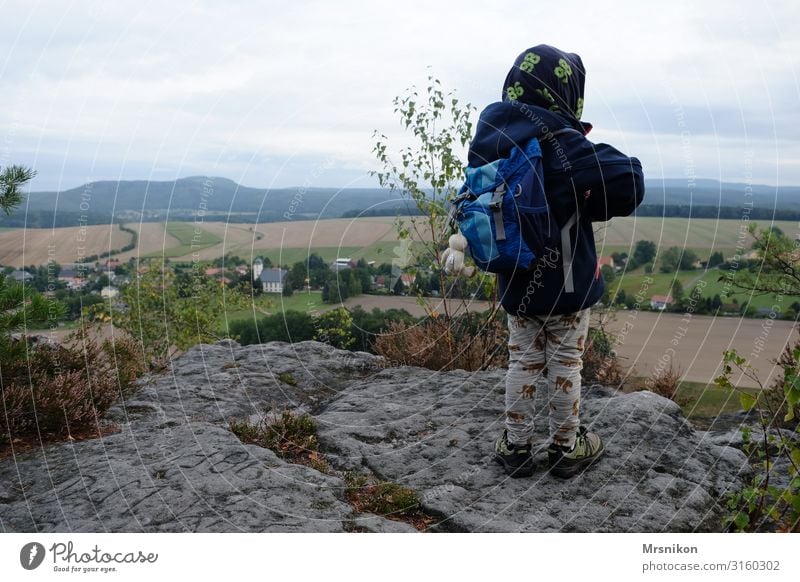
[1,0,798,190]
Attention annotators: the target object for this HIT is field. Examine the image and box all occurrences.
[0,224,131,267]
[607,268,783,311]
[170,217,411,263]
[222,291,327,325]
[594,217,798,256]
[2,216,796,268]
[142,222,223,258]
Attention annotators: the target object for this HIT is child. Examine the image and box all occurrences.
[449,45,644,478]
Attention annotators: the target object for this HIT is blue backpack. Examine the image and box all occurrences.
[449,137,559,274]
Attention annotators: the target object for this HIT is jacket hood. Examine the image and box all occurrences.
[467,100,591,167]
[502,44,586,123]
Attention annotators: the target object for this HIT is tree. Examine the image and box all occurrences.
[0,164,66,381]
[660,246,698,273]
[670,279,685,308]
[288,261,307,290]
[600,264,615,283]
[372,76,474,318]
[102,260,244,367]
[0,273,62,366]
[631,240,657,268]
[708,251,725,268]
[313,307,355,350]
[729,224,800,297]
[0,165,36,215]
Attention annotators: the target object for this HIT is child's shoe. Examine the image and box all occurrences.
[547,426,604,478]
[494,430,535,478]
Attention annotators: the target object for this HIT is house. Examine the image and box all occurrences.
[100,286,119,299]
[205,267,224,277]
[235,264,249,276]
[400,273,415,287]
[260,268,288,293]
[58,266,88,289]
[650,294,675,311]
[332,258,353,271]
[598,256,616,270]
[756,307,781,318]
[8,270,33,283]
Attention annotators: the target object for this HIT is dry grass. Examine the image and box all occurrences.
[645,363,691,406]
[374,313,507,372]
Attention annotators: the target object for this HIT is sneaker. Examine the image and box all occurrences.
[494,430,535,478]
[548,426,604,479]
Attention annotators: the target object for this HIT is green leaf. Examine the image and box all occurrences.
[734,512,750,530]
[791,448,800,469]
[739,391,758,411]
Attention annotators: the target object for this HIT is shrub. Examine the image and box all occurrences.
[582,325,624,386]
[229,409,328,472]
[229,310,315,345]
[715,347,800,532]
[645,363,690,406]
[374,310,507,372]
[760,332,800,429]
[0,330,146,443]
[344,472,420,515]
[313,307,355,350]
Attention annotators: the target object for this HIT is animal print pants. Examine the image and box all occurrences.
[504,308,590,448]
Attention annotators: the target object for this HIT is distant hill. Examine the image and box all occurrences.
[9,176,415,226]
[2,176,798,227]
[644,178,800,211]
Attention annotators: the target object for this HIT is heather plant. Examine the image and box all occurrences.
[1,327,146,444]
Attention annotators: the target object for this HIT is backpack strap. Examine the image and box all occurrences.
[489,184,506,241]
[560,211,578,293]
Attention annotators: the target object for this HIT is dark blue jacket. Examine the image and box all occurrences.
[468,101,645,316]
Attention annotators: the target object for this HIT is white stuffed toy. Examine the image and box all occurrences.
[442,233,476,277]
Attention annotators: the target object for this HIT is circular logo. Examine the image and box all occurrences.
[20,542,46,570]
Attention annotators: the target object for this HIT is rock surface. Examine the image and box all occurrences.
[0,340,749,532]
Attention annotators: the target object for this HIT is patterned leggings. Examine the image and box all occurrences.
[504,308,590,448]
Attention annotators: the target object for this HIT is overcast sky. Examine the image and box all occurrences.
[1,0,799,191]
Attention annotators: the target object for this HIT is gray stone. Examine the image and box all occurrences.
[0,340,748,532]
